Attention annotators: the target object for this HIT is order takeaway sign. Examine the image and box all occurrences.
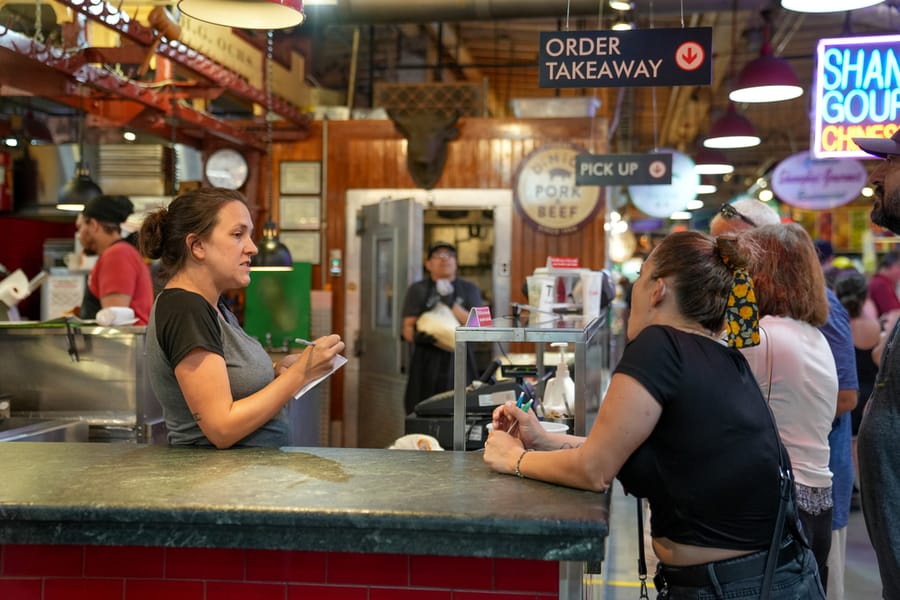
[539,28,712,88]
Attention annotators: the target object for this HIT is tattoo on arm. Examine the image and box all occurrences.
[559,442,583,449]
[192,412,202,423]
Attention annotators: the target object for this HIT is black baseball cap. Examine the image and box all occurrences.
[428,241,456,257]
[853,127,900,158]
[82,194,134,224]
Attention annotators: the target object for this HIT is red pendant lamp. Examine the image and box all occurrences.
[703,104,761,149]
[729,17,802,103]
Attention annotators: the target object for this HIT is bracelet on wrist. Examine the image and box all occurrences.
[515,449,532,478]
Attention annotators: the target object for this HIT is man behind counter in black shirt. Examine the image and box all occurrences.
[400,241,483,415]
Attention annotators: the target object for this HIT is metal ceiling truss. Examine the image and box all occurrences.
[57,0,309,128]
[0,27,265,149]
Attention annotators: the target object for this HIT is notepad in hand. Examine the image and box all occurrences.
[293,355,348,400]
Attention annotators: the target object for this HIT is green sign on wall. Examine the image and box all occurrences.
[243,263,311,349]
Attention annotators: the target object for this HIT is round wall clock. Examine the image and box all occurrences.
[204,148,249,190]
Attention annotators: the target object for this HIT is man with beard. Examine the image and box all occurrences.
[852,128,900,600]
[75,195,153,325]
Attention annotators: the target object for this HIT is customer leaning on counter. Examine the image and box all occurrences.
[75,194,154,325]
[484,230,824,598]
[138,188,344,449]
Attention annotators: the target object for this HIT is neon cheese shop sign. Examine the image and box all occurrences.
[813,34,900,158]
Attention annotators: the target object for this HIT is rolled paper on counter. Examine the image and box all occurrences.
[96,307,136,326]
[0,269,28,308]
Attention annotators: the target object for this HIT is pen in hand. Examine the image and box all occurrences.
[507,394,532,435]
[294,338,316,347]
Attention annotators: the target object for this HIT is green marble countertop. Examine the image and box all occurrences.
[0,443,609,561]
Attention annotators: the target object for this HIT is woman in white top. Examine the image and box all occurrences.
[740,223,837,585]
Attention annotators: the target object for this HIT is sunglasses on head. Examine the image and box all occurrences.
[719,204,757,227]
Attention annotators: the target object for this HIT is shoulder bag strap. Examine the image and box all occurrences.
[759,326,801,600]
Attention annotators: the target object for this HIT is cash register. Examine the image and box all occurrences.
[404,361,553,450]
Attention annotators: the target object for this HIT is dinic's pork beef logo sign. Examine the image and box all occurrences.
[514,144,602,235]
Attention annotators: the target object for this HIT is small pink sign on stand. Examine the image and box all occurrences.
[466,306,494,327]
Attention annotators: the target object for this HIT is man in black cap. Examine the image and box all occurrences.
[852,126,900,599]
[400,241,483,415]
[75,194,153,325]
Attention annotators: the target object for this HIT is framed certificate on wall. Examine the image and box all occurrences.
[279,161,321,195]
[279,196,320,230]
[280,231,320,264]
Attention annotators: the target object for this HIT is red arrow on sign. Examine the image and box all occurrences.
[675,41,705,71]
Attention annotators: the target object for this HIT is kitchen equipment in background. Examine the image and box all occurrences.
[0,322,164,443]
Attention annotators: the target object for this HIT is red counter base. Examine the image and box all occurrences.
[0,544,560,599]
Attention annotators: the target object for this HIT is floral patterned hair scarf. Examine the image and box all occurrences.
[723,257,760,348]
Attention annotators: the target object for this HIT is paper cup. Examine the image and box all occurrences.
[540,420,570,433]
[486,421,569,434]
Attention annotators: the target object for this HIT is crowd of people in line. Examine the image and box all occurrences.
[486,127,900,599]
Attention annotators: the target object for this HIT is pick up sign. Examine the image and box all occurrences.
[539,28,712,88]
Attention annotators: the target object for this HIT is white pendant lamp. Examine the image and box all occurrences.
[703,104,761,149]
[781,0,884,13]
[178,0,304,29]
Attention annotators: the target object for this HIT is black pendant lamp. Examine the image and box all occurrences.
[57,99,102,212]
[250,30,293,272]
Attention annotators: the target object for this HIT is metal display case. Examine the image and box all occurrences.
[452,316,607,451]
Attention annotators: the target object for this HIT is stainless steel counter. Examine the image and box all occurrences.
[0,321,163,442]
[0,417,89,442]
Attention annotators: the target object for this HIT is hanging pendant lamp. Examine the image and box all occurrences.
[703,104,761,149]
[693,147,735,175]
[729,19,802,104]
[57,104,102,212]
[251,30,293,272]
[781,0,883,13]
[177,0,304,29]
[253,221,294,270]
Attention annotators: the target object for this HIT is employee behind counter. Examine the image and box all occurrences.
[138,188,344,449]
[401,242,483,416]
[74,194,154,325]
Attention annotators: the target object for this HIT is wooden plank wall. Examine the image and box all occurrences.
[272,117,609,438]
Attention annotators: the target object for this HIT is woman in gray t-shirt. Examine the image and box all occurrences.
[139,188,344,448]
